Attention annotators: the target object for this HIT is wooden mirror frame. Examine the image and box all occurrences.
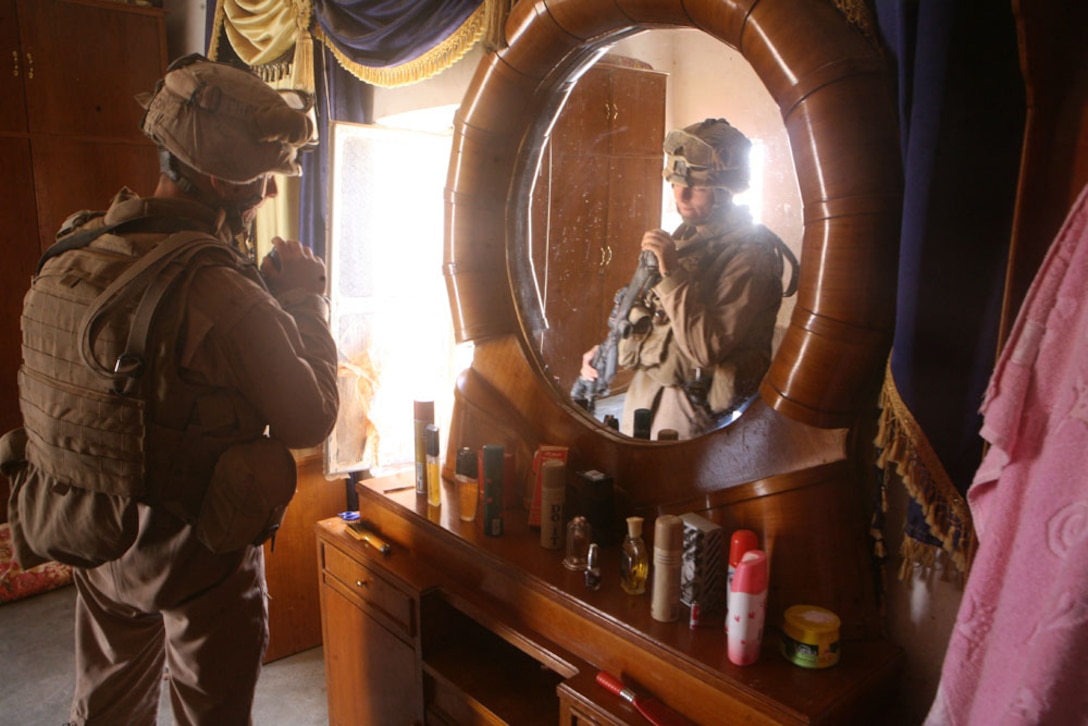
[444,0,901,431]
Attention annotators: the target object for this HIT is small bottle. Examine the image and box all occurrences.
[563,516,592,571]
[584,543,601,591]
[619,516,648,595]
[633,408,653,439]
[539,459,566,549]
[454,447,478,522]
[413,400,434,495]
[425,424,441,507]
[651,515,683,622]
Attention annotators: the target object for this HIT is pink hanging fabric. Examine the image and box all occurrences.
[926,182,1088,724]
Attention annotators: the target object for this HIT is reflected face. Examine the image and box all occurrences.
[673,184,719,226]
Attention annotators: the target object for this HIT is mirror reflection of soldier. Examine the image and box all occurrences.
[581,118,798,439]
[15,56,338,723]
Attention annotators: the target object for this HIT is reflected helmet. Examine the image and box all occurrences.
[138,54,315,184]
[662,118,750,192]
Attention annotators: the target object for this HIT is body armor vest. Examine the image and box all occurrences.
[19,221,267,527]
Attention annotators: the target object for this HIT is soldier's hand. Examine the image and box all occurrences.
[640,229,678,276]
[580,346,600,380]
[261,237,327,295]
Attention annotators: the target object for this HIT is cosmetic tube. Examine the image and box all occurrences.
[481,444,504,536]
[425,424,440,507]
[413,400,434,495]
[539,459,565,549]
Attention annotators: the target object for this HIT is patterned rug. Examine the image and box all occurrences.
[0,523,72,604]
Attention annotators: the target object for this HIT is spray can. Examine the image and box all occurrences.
[727,549,768,666]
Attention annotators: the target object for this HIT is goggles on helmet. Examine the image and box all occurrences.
[662,129,721,186]
[661,123,750,190]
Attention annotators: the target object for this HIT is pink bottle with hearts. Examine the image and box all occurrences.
[726,549,768,666]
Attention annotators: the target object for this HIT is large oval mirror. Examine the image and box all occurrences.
[445,0,901,436]
[510,28,803,440]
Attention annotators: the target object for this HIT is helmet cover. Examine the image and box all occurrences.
[138,54,314,184]
[662,118,751,192]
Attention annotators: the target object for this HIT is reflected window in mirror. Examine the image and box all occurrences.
[515,29,801,441]
[325,118,472,477]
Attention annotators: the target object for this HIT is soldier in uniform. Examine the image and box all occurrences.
[581,118,797,439]
[18,55,338,724]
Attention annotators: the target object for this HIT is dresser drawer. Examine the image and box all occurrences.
[323,542,415,638]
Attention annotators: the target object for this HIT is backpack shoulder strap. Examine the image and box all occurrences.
[36,218,131,275]
[79,231,236,386]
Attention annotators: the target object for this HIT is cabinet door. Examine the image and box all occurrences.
[0,137,39,437]
[322,583,421,726]
[0,0,28,134]
[30,135,161,253]
[16,0,165,140]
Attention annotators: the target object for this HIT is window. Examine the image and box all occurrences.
[324,121,469,477]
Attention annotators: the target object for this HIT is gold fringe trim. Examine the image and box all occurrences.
[314,2,488,88]
[830,0,885,55]
[207,0,227,60]
[875,357,978,577]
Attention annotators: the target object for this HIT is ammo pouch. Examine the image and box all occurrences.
[196,437,297,554]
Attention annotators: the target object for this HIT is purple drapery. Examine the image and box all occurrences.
[873,1,1025,565]
[313,0,484,67]
[298,46,373,262]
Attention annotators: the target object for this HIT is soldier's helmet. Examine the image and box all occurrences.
[137,54,315,184]
[662,118,751,192]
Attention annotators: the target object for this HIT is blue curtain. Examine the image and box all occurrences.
[298,45,373,262]
[873,1,1025,562]
[314,0,484,67]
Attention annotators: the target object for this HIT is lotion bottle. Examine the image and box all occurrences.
[620,516,648,595]
[651,515,683,622]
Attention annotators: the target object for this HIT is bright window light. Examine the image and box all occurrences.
[324,121,470,477]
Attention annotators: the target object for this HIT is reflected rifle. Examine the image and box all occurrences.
[570,250,661,412]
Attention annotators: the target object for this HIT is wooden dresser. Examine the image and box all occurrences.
[317,471,902,725]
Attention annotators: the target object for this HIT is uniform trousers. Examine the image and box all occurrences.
[68,519,266,726]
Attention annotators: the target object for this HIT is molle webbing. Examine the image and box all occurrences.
[19,228,246,501]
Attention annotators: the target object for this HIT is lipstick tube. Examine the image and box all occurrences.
[726,549,768,666]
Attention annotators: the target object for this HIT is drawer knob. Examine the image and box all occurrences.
[355,579,369,588]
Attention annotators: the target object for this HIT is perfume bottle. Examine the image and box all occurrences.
[563,516,592,571]
[620,516,648,595]
[454,447,478,522]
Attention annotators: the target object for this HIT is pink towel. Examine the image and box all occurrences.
[926,182,1088,726]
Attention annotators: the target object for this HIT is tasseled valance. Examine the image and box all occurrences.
[209,0,508,89]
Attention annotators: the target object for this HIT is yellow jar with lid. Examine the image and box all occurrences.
[780,605,841,669]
